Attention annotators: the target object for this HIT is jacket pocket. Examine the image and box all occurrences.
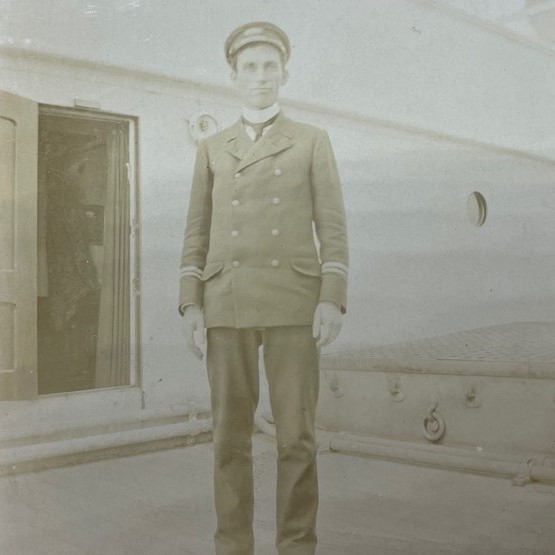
[202,261,224,281]
[290,258,321,277]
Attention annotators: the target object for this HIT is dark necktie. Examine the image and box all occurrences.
[241,113,279,141]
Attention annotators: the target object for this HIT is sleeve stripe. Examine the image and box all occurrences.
[321,267,348,278]
[180,272,203,280]
[321,261,349,274]
[180,266,203,279]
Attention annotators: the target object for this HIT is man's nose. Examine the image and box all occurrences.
[255,66,268,80]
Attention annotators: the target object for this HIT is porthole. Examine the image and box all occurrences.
[467,191,487,227]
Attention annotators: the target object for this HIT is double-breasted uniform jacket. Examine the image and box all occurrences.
[179,111,349,329]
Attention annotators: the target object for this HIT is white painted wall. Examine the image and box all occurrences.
[1,0,555,156]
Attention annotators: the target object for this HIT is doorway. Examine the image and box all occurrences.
[37,108,133,394]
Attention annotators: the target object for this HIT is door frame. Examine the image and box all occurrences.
[38,104,141,393]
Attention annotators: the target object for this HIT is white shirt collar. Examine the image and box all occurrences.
[241,102,280,124]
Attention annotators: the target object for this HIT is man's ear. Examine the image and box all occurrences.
[281,69,289,86]
[230,70,237,83]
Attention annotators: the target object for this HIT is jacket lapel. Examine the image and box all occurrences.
[225,113,295,173]
[225,120,252,161]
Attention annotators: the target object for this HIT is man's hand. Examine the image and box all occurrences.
[182,305,206,360]
[312,301,342,349]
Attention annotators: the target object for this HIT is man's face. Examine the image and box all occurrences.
[231,43,288,110]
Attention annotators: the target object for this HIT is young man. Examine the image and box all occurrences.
[179,21,348,555]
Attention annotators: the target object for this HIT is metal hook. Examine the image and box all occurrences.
[422,400,446,442]
[329,375,344,398]
[465,383,481,408]
[388,375,405,402]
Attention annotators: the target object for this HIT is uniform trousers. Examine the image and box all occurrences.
[206,326,320,555]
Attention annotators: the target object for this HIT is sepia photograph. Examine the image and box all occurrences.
[0,1,554,554]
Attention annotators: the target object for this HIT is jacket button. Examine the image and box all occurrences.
[231,230,239,237]
[272,197,281,205]
[272,229,280,236]
[234,172,241,178]
[274,169,282,176]
[232,260,240,267]
[271,259,280,267]
[232,199,240,207]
